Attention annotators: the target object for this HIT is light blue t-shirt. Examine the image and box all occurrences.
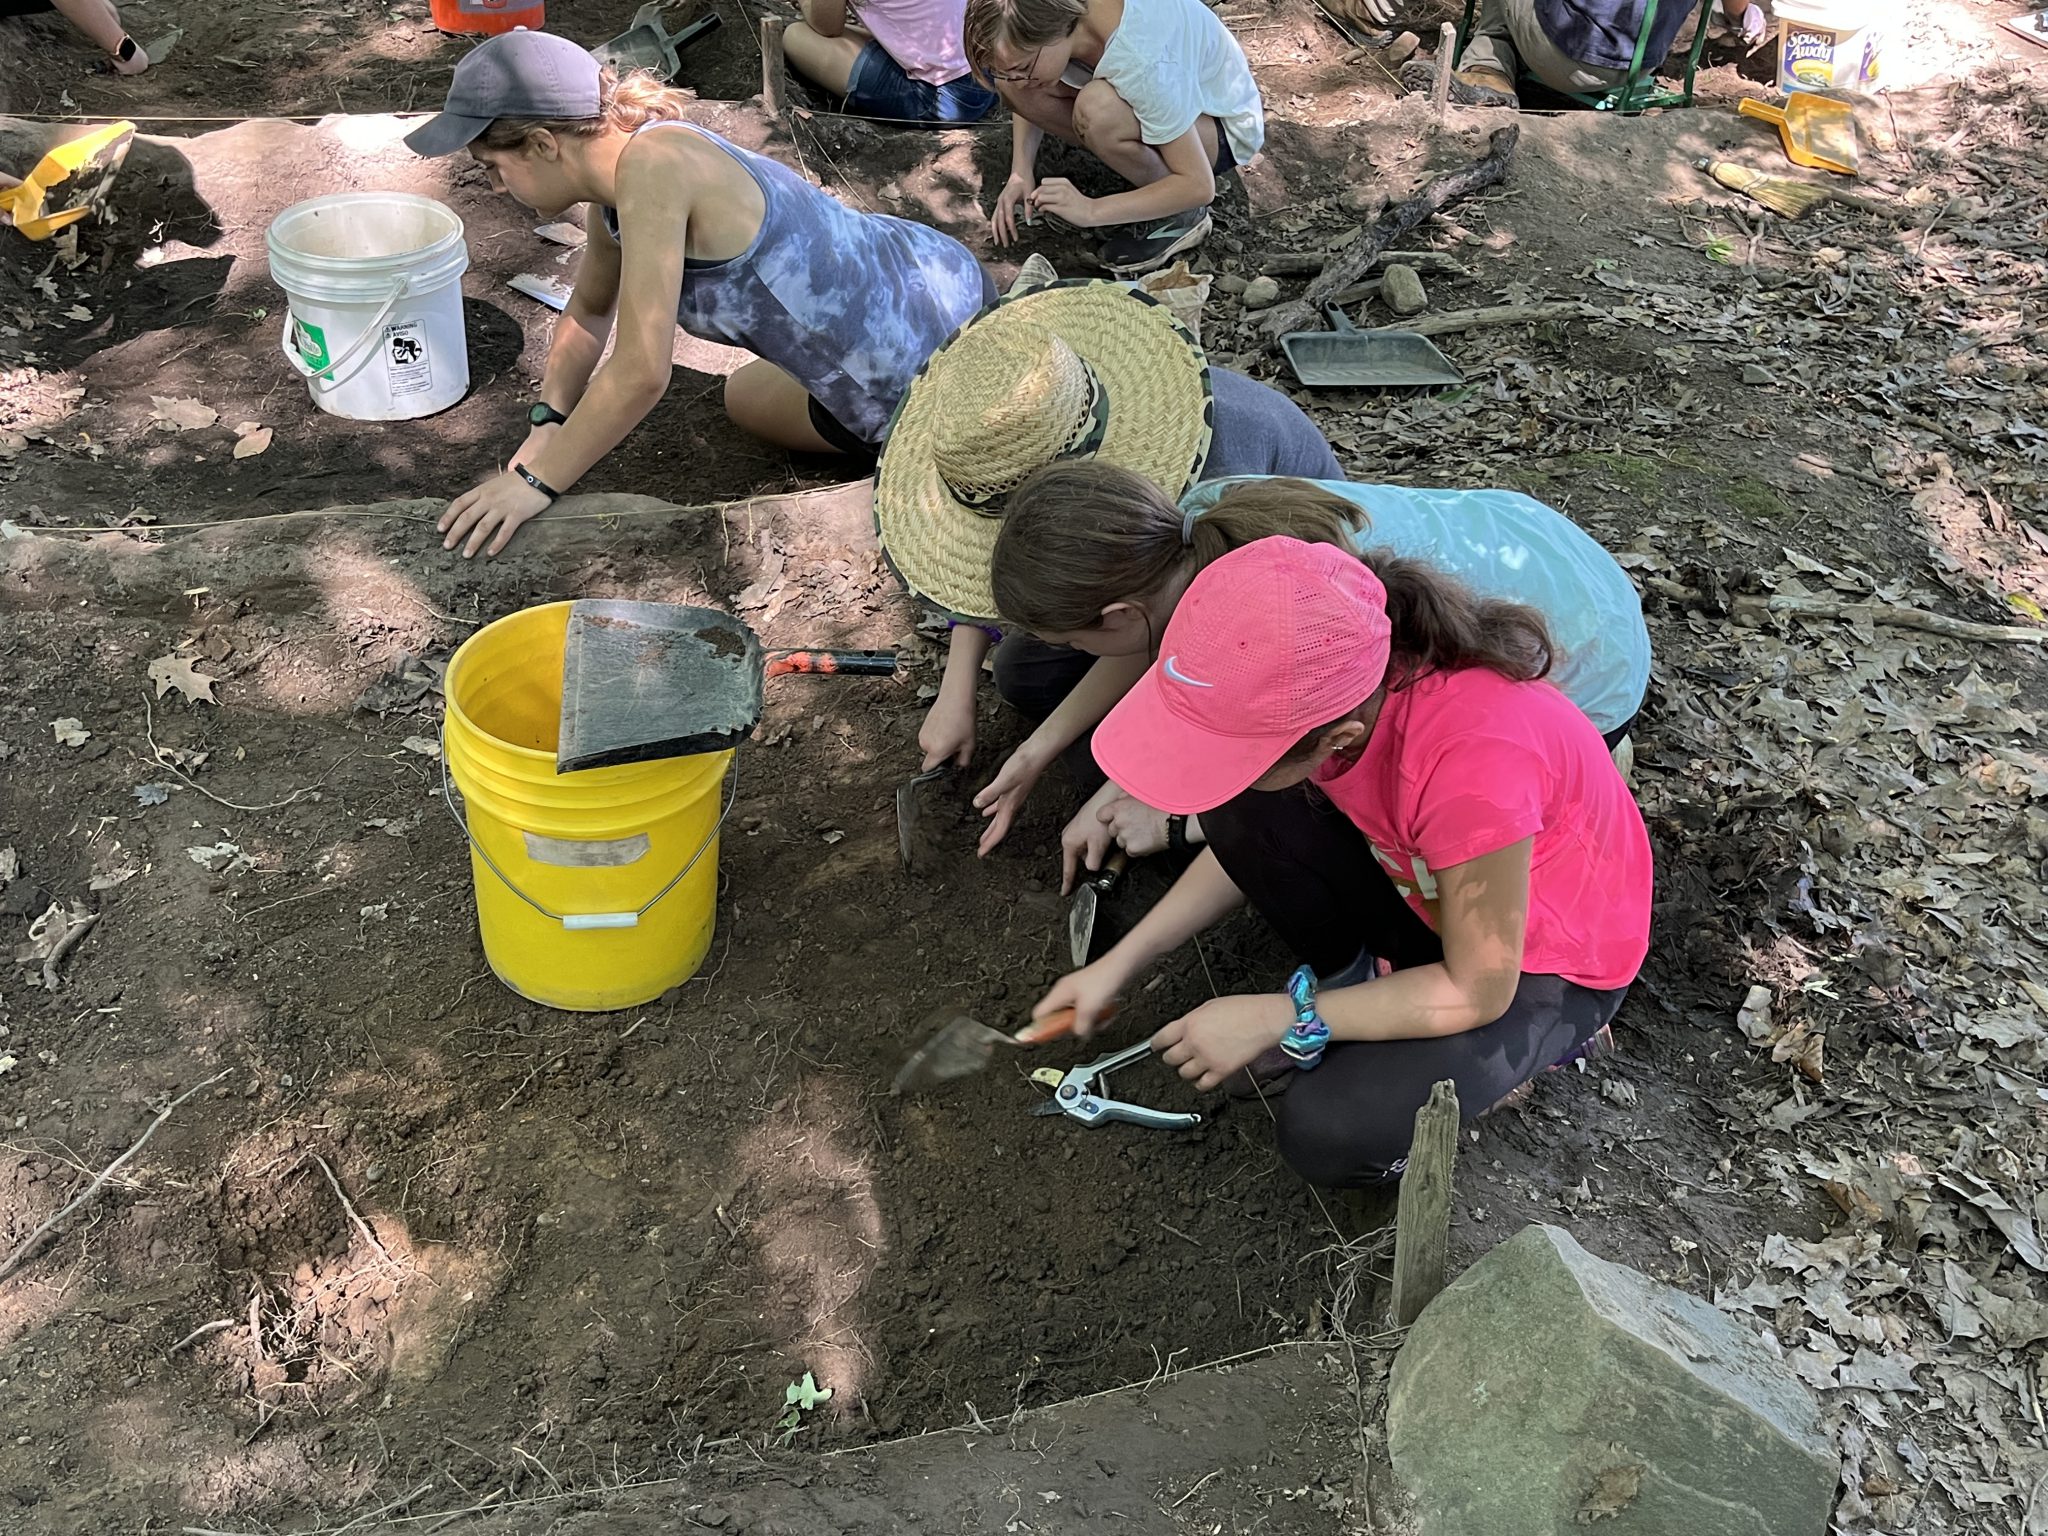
[1180,478,1651,734]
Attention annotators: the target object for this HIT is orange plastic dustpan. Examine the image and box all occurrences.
[0,121,136,240]
[1738,95,1858,177]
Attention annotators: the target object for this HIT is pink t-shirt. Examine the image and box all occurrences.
[855,0,973,86]
[1315,667,1651,991]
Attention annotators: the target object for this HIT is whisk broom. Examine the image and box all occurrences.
[1694,158,1834,220]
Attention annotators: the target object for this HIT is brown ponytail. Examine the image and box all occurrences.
[991,467,1365,634]
[475,66,691,153]
[992,464,1555,686]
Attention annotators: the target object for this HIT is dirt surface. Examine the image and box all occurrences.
[3,0,2048,1531]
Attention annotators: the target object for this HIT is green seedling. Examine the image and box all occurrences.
[1702,236,1735,265]
[774,1371,833,1443]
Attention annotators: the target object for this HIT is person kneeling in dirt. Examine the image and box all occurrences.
[2,0,151,73]
[1027,536,1652,1185]
[1401,0,1765,108]
[782,0,998,125]
[963,0,1263,275]
[872,279,1341,787]
[972,469,1649,881]
[405,28,993,558]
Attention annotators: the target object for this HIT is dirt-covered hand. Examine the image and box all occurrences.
[1031,959,1127,1038]
[973,745,1048,856]
[1027,178,1099,229]
[919,691,976,772]
[1152,994,1292,1092]
[440,471,554,559]
[1094,790,1173,858]
[1059,780,1124,895]
[990,172,1036,245]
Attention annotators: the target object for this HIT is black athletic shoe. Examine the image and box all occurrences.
[1097,208,1213,277]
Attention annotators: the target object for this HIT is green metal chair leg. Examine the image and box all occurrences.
[1453,0,1477,69]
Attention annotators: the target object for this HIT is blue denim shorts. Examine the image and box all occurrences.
[845,40,998,124]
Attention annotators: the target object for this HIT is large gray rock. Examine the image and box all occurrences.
[1389,1224,1835,1536]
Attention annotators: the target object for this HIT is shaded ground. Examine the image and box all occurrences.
[2,1,2047,1532]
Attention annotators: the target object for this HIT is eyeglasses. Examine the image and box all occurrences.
[985,47,1044,82]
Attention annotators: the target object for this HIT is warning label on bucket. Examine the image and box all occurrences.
[383,321,433,397]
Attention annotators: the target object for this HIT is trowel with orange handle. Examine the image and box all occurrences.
[891,1003,1118,1093]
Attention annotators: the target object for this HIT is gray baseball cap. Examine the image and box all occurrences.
[404,28,603,157]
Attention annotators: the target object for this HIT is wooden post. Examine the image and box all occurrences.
[1390,1079,1460,1327]
[1430,22,1457,122]
[761,16,787,118]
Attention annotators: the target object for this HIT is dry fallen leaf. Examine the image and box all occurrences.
[64,305,92,322]
[149,396,217,432]
[400,735,441,759]
[148,653,219,705]
[232,426,273,459]
[52,717,89,747]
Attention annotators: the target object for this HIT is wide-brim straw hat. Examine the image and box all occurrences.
[874,280,1214,622]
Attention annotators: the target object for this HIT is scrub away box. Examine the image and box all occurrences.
[1775,0,1884,91]
[267,192,471,422]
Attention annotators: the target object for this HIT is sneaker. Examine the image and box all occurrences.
[1397,57,1520,109]
[1485,1023,1617,1114]
[1098,209,1213,277]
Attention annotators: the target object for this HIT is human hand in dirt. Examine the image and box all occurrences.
[919,690,976,772]
[1093,789,1175,859]
[990,171,1036,245]
[1059,780,1124,895]
[440,470,554,559]
[1031,958,1127,1038]
[1027,178,1100,229]
[1152,994,1292,1092]
[973,742,1049,856]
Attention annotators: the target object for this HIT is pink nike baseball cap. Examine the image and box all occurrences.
[1093,538,1392,814]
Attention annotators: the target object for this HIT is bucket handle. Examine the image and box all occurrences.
[437,720,740,930]
[280,275,412,393]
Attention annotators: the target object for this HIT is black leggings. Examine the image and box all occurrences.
[990,633,1102,791]
[1202,784,1629,1187]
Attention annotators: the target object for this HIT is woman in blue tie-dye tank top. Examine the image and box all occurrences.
[406,29,993,558]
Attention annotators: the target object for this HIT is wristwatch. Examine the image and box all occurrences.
[1166,814,1189,855]
[1281,965,1331,1070]
[527,402,569,428]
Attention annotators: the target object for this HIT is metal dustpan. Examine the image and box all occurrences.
[555,600,899,774]
[590,4,723,80]
[1282,304,1463,389]
[557,600,763,774]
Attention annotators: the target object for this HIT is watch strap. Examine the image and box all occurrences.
[513,463,560,502]
[1166,814,1188,855]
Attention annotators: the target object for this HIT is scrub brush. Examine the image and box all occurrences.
[1694,158,1834,220]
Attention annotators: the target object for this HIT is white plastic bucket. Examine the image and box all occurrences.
[266,192,471,422]
[1774,0,1883,92]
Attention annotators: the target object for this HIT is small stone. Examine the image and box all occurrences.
[1213,272,1248,296]
[1389,1225,1834,1536]
[1383,29,1421,66]
[1241,275,1281,310]
[1342,185,1388,218]
[1382,263,1429,317]
[1742,364,1777,386]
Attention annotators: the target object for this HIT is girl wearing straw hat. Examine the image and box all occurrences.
[405,29,993,558]
[1027,536,1651,1187]
[874,278,1338,779]
[975,468,1648,878]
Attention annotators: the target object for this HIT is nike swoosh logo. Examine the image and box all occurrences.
[1163,655,1213,688]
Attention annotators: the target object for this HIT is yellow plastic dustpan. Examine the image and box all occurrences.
[0,121,136,240]
[1737,95,1858,177]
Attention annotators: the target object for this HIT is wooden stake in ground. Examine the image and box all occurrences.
[1391,1080,1460,1327]
[1430,22,1457,121]
[760,17,787,117]
[1259,126,1520,348]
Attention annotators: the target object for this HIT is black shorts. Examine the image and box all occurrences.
[1,0,58,16]
[806,396,879,463]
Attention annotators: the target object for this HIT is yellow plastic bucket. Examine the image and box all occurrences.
[441,602,734,1012]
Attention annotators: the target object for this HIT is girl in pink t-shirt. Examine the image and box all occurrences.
[1027,535,1653,1187]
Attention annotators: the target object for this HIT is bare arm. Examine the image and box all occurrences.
[522,141,692,493]
[534,210,621,415]
[802,0,850,35]
[1319,837,1532,1041]
[1083,124,1215,225]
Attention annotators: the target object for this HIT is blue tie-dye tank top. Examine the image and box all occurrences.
[601,122,993,444]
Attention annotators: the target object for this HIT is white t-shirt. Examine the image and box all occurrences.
[1091,0,1264,164]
